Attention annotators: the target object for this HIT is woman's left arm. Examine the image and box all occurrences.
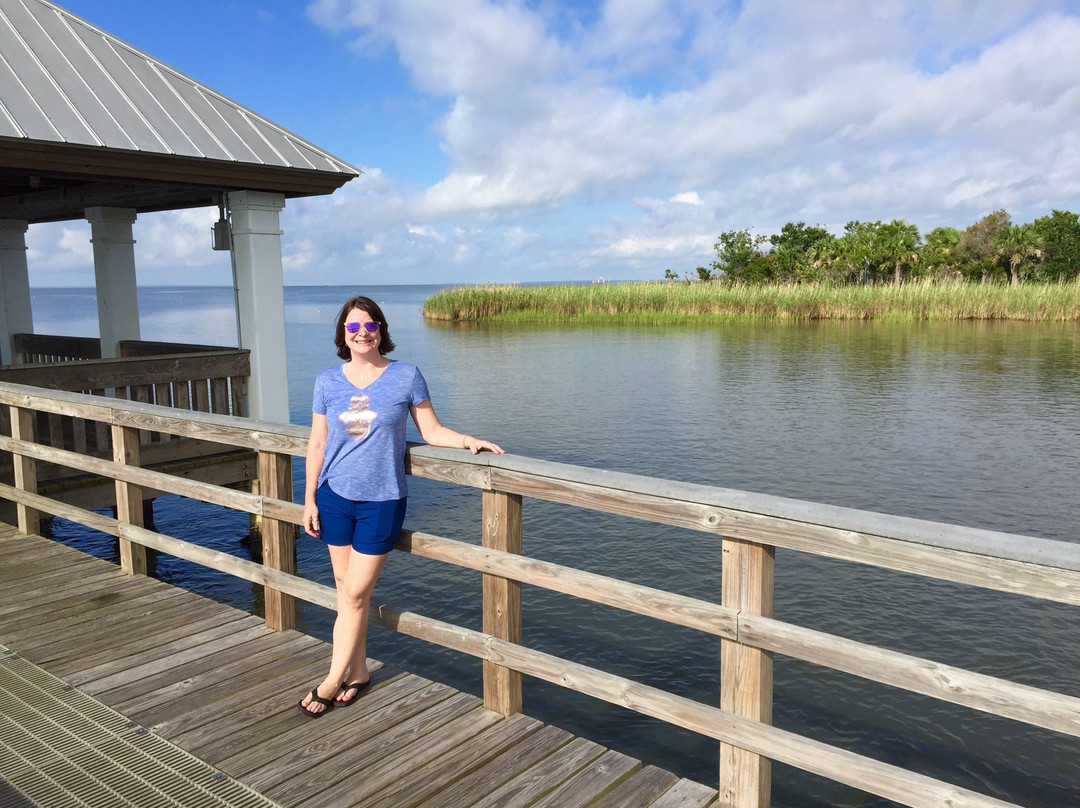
[410,400,505,454]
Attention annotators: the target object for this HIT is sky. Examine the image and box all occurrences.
[27,0,1080,287]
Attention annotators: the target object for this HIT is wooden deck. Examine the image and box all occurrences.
[0,525,718,808]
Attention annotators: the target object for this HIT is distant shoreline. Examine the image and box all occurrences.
[423,279,1080,323]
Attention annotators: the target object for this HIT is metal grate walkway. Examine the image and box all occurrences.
[0,644,282,808]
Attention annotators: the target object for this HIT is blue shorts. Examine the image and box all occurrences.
[315,483,407,556]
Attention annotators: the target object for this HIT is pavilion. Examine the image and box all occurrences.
[0,0,359,422]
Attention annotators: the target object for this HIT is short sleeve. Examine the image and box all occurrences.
[411,367,431,406]
[312,370,329,415]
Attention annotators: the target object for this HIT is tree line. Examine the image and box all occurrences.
[667,209,1080,286]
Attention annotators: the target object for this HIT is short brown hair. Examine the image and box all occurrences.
[333,296,396,359]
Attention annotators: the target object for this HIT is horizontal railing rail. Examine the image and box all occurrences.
[11,333,102,363]
[10,334,230,363]
[2,380,1076,808]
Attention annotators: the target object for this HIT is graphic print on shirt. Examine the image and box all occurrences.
[340,394,377,440]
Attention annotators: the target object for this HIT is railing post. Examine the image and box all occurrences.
[482,489,523,716]
[720,536,775,808]
[258,450,295,631]
[9,405,39,536]
[111,423,146,575]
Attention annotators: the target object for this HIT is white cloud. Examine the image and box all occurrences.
[407,223,444,240]
[671,191,703,205]
[313,1,1077,240]
[26,0,1066,287]
[603,233,714,257]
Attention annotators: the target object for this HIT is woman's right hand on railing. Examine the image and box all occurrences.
[303,501,320,538]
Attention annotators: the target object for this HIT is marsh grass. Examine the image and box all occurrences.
[423,279,1080,323]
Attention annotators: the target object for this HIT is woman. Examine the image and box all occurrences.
[297,295,504,718]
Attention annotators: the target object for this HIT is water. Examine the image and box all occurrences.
[28,285,1080,806]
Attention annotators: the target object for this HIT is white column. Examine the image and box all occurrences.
[85,206,140,358]
[227,190,290,423]
[0,220,32,365]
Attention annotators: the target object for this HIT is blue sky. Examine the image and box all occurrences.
[29,0,1080,287]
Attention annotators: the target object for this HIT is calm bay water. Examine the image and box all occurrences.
[31,284,1080,807]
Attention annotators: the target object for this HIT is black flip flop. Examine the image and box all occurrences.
[296,688,334,718]
[332,679,371,707]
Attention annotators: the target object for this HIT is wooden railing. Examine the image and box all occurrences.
[2,380,1078,808]
[12,333,103,364]
[7,334,248,416]
[0,339,251,505]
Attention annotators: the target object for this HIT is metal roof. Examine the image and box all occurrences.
[0,0,359,222]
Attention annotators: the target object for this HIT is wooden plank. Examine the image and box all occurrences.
[222,674,447,787]
[105,629,317,709]
[153,381,172,408]
[174,380,191,411]
[258,450,295,631]
[154,654,334,743]
[719,537,774,808]
[1,582,188,638]
[481,489,522,715]
[404,451,493,491]
[47,606,247,678]
[112,422,147,575]
[0,351,250,392]
[0,541,112,575]
[210,377,229,414]
[482,465,1080,606]
[9,404,39,535]
[5,590,202,659]
[312,712,542,808]
[0,550,82,581]
[181,667,406,769]
[481,634,1024,808]
[127,642,335,730]
[75,619,273,694]
[179,666,410,766]
[649,779,723,808]
[114,634,327,722]
[47,412,63,448]
[412,724,573,808]
[0,384,309,454]
[129,384,153,446]
[193,380,210,413]
[529,750,641,808]
[399,531,739,641]
[0,480,124,536]
[590,765,681,808]
[470,736,607,808]
[250,688,486,807]
[230,375,244,417]
[1,584,189,644]
[93,404,109,452]
[72,417,88,453]
[738,612,1080,738]
[0,572,162,624]
[0,437,261,512]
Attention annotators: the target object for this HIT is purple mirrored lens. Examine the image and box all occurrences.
[345,321,380,334]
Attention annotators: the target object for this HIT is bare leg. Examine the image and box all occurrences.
[299,545,389,714]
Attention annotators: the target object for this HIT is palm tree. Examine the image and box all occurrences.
[879,220,921,284]
[995,224,1043,286]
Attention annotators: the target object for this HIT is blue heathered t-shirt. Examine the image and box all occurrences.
[313,361,430,501]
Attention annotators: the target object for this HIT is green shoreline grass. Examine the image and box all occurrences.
[423,279,1080,323]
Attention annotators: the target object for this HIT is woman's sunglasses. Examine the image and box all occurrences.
[344,321,380,335]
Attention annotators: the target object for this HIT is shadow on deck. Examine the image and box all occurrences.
[0,526,717,808]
